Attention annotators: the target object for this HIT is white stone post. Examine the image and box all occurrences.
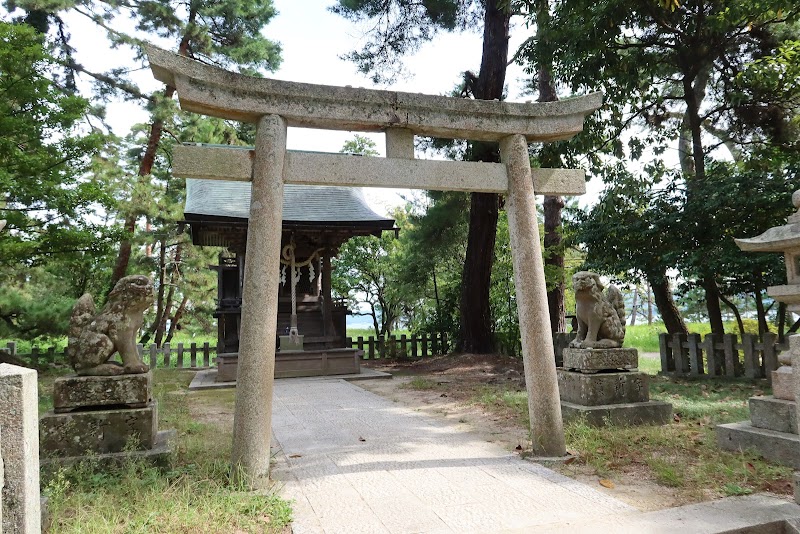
[231,114,286,488]
[0,364,41,534]
[500,134,567,457]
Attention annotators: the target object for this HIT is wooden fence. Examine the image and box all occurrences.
[346,333,448,359]
[658,333,785,382]
[0,341,217,370]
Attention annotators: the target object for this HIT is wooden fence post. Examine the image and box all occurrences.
[442,332,448,353]
[687,334,703,376]
[149,344,158,369]
[367,337,375,359]
[30,347,39,368]
[346,336,353,349]
[378,335,385,359]
[672,333,688,374]
[411,335,418,358]
[658,333,673,373]
[400,334,408,357]
[421,334,428,358]
[190,342,198,368]
[6,341,16,356]
[163,342,171,367]
[357,336,364,353]
[431,333,439,356]
[203,342,210,367]
[177,343,185,369]
[741,334,758,379]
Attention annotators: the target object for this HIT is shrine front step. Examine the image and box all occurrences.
[561,400,673,427]
[216,348,362,382]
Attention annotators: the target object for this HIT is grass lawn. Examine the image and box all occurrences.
[473,374,793,500]
[39,369,292,534]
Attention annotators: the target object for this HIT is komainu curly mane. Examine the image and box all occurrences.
[569,271,626,349]
[67,275,154,375]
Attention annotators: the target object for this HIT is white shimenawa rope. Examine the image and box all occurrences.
[280,238,324,340]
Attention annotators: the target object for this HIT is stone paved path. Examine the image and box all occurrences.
[270,379,634,533]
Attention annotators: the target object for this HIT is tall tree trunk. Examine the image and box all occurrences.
[630,288,638,326]
[647,283,653,325]
[702,276,725,337]
[165,294,189,343]
[719,293,744,338]
[753,272,769,338]
[109,85,176,290]
[108,30,194,289]
[778,302,787,342]
[536,0,566,334]
[457,0,510,353]
[139,238,167,345]
[647,273,688,335]
[154,283,175,346]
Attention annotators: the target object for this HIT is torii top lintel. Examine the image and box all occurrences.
[145,45,602,144]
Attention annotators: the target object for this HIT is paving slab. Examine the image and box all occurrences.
[270,379,634,533]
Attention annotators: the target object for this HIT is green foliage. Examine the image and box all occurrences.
[340,134,379,156]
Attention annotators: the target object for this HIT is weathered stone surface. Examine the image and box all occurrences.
[146,44,602,143]
[557,370,649,406]
[216,353,238,383]
[385,128,414,159]
[560,400,672,427]
[40,430,174,473]
[795,472,800,505]
[67,275,153,375]
[750,396,797,433]
[231,115,285,489]
[173,144,588,196]
[502,133,566,457]
[717,421,800,469]
[279,334,304,352]
[40,403,157,457]
[0,363,41,534]
[53,372,151,412]
[569,272,626,350]
[773,366,795,400]
[563,348,638,372]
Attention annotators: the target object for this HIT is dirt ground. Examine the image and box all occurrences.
[356,353,690,512]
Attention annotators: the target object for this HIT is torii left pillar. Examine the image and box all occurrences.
[231,114,285,488]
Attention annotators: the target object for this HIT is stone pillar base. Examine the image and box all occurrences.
[563,347,638,373]
[749,396,796,434]
[717,422,800,469]
[561,400,673,427]
[557,370,650,406]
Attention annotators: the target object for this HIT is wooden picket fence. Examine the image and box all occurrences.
[347,332,448,359]
[658,332,785,382]
[0,341,217,369]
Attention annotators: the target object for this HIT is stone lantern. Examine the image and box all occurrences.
[734,189,800,400]
[718,189,800,471]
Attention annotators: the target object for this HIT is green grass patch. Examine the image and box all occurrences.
[41,369,292,533]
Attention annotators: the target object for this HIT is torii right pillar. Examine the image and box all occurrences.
[501,134,566,456]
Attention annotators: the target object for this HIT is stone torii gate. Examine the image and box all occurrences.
[145,45,602,488]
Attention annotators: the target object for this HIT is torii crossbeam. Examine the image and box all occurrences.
[146,44,602,489]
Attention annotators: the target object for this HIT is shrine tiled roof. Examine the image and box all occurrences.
[184,178,394,227]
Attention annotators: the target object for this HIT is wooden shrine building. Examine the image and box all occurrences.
[183,157,394,379]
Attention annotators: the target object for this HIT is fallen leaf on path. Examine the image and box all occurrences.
[564,456,576,465]
[745,462,755,473]
[515,444,523,451]
[289,454,302,458]
[599,479,615,489]
[359,436,366,442]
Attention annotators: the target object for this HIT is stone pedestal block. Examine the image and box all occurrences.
[717,422,800,469]
[216,353,238,383]
[279,335,304,351]
[561,400,673,426]
[40,403,157,457]
[53,373,151,412]
[0,364,41,534]
[563,348,638,372]
[749,396,796,434]
[772,366,795,401]
[557,370,649,406]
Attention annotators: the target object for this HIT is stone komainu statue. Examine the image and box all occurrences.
[569,271,626,349]
[67,275,154,375]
